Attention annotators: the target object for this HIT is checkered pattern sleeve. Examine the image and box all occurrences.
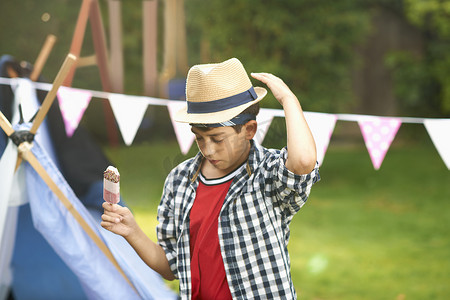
[273,147,320,216]
[156,169,179,279]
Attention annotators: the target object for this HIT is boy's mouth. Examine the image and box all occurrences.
[209,159,219,165]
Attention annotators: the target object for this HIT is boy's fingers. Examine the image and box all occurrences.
[251,72,282,84]
[102,202,113,211]
[251,72,267,80]
[102,213,122,223]
[102,202,122,212]
[100,221,116,230]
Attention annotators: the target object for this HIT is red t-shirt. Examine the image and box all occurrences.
[189,172,236,300]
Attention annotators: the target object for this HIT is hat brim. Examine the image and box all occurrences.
[174,86,267,124]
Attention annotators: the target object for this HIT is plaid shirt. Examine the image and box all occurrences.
[157,141,320,299]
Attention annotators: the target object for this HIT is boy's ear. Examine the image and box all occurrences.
[244,120,257,140]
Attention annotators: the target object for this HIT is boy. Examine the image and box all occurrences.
[101,58,320,299]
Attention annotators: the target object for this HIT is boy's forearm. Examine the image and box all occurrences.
[283,96,317,174]
[125,228,175,281]
[250,72,317,174]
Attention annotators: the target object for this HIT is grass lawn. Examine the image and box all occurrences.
[103,131,450,299]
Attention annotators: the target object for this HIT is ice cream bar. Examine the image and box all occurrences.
[103,166,120,204]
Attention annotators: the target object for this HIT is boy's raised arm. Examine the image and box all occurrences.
[251,73,317,175]
[101,202,176,281]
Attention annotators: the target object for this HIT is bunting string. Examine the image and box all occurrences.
[0,78,436,124]
[0,77,448,170]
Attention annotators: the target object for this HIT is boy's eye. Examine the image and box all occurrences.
[212,138,224,144]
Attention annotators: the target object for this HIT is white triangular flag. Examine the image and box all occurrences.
[108,94,148,145]
[57,86,92,137]
[358,116,402,170]
[424,119,450,169]
[304,112,337,166]
[255,109,275,145]
[167,101,195,154]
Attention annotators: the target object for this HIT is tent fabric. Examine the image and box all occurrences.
[0,141,18,300]
[0,55,177,299]
[11,77,59,165]
[0,55,111,298]
[0,54,110,200]
[11,203,87,300]
[25,139,177,300]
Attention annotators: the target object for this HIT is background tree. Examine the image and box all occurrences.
[387,0,450,115]
[186,0,371,113]
[0,0,448,144]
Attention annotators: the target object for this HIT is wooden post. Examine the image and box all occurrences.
[108,0,124,93]
[89,0,112,93]
[159,0,177,98]
[63,0,92,87]
[176,0,188,75]
[143,0,158,97]
[63,0,119,147]
[90,0,119,147]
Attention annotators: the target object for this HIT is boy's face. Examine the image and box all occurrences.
[191,123,255,176]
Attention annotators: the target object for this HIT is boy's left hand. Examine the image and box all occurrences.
[251,72,297,106]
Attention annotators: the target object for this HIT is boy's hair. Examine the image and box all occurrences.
[195,103,260,133]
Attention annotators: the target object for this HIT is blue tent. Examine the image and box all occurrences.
[0,55,177,300]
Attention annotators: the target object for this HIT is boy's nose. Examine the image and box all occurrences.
[202,141,216,157]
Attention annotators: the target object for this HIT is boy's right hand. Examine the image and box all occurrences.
[101,202,138,238]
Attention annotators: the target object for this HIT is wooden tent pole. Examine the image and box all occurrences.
[0,110,14,137]
[30,54,77,135]
[14,54,75,171]
[18,144,137,294]
[30,34,57,82]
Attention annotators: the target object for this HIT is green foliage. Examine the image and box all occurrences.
[405,0,450,37]
[185,0,371,113]
[402,0,450,114]
[1,0,448,132]
[385,51,441,116]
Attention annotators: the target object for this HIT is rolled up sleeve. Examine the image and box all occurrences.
[274,147,320,215]
[156,176,179,278]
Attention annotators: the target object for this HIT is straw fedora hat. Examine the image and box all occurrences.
[174,58,267,124]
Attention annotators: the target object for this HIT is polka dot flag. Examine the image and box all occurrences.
[358,116,402,170]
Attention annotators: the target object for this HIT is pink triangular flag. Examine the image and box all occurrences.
[108,94,148,145]
[304,112,337,166]
[167,101,195,154]
[358,116,402,170]
[424,119,450,169]
[255,109,275,145]
[57,86,92,137]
